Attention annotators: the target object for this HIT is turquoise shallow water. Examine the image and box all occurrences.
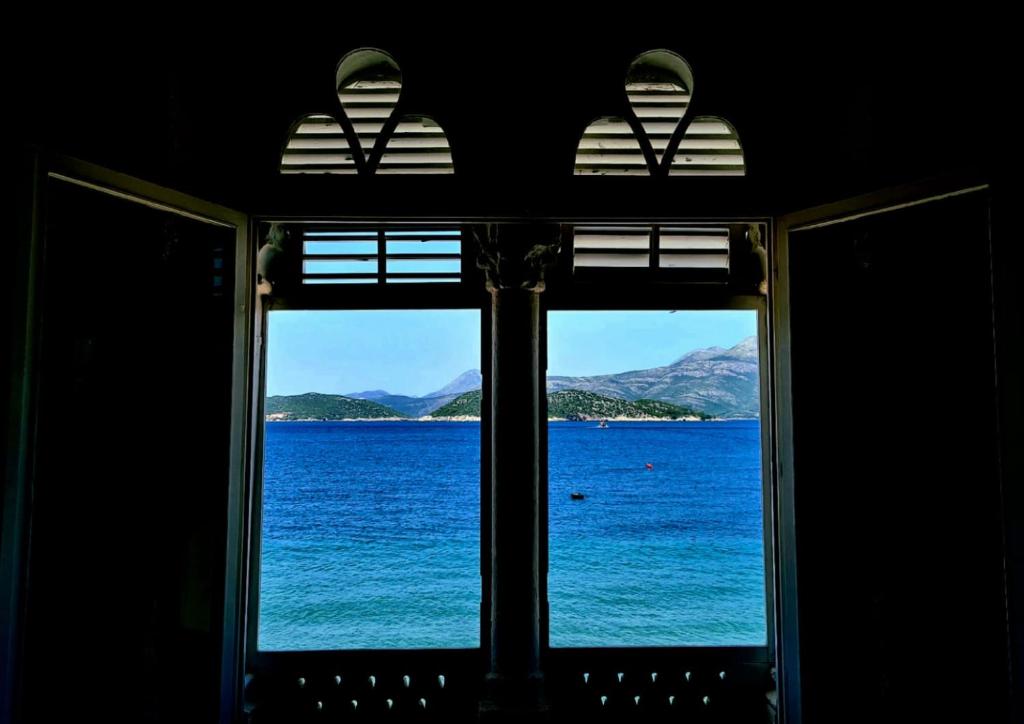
[258,420,765,650]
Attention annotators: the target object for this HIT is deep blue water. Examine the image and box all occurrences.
[258,420,765,650]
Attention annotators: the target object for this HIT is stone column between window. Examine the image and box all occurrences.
[475,224,560,720]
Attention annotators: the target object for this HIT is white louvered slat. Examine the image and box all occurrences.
[573,227,652,268]
[575,253,650,268]
[659,227,730,271]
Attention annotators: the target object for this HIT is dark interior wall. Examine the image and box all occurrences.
[15,180,237,723]
[6,21,1017,724]
[787,192,1009,723]
[11,25,1006,214]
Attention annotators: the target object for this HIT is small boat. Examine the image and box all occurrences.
[570,492,586,500]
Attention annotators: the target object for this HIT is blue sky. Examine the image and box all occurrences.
[265,309,757,397]
[548,310,756,377]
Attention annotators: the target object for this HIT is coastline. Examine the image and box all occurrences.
[265,416,759,423]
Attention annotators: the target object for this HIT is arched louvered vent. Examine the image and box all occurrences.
[574,118,647,176]
[575,50,744,177]
[280,48,454,176]
[302,228,462,285]
[281,115,357,175]
[670,117,745,176]
[379,116,454,174]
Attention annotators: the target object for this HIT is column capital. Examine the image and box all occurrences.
[473,223,562,292]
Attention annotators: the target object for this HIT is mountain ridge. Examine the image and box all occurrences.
[292,338,759,419]
[547,336,759,418]
[423,369,482,399]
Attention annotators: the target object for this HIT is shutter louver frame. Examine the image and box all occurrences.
[572,224,733,281]
[300,227,462,285]
[573,226,652,268]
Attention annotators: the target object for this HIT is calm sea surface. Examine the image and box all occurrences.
[259,420,765,650]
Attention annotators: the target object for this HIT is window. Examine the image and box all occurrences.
[545,309,768,648]
[244,220,775,721]
[257,309,482,651]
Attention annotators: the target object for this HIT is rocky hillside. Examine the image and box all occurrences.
[547,336,759,418]
[334,338,761,420]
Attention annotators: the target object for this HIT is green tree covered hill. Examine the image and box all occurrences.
[430,389,709,420]
[265,393,406,420]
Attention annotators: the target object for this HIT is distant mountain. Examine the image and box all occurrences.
[322,339,759,420]
[265,393,406,420]
[343,369,483,416]
[547,336,760,418]
[423,369,482,399]
[430,389,709,420]
[346,389,392,401]
[344,393,457,418]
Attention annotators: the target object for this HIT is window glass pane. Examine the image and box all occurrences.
[258,309,481,650]
[303,259,377,275]
[386,240,461,255]
[547,310,766,646]
[386,258,461,274]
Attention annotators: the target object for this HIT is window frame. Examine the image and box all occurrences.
[539,303,774,658]
[244,220,492,681]
[540,220,776,669]
[239,216,780,712]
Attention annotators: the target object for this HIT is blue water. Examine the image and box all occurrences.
[258,420,765,650]
[549,420,765,647]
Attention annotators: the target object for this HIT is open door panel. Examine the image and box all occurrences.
[772,179,1011,724]
[3,154,253,724]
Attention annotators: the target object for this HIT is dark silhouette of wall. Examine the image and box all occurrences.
[6,23,1018,723]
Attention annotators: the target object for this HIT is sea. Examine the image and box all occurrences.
[258,420,766,651]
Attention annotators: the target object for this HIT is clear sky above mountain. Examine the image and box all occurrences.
[547,310,756,378]
[265,309,757,397]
